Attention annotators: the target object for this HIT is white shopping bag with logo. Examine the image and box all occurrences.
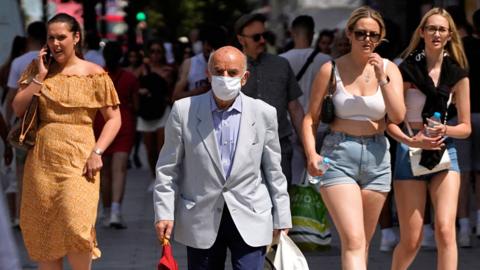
[266,231,309,270]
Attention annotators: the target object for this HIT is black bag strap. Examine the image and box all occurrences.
[296,49,320,81]
[326,60,336,97]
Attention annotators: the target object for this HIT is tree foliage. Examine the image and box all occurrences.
[142,0,254,39]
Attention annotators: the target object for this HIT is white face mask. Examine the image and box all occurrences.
[211,75,243,101]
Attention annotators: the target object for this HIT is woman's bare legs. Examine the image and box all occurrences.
[38,258,62,270]
[361,190,388,261]
[429,171,460,270]
[67,252,92,270]
[391,180,427,270]
[321,184,366,270]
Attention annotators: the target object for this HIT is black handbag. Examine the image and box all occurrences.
[321,61,336,124]
[7,93,40,150]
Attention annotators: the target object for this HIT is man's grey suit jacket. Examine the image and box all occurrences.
[153,92,292,249]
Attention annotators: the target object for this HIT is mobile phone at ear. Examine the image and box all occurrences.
[43,47,51,64]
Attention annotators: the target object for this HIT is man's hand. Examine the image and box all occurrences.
[272,228,290,244]
[155,220,174,242]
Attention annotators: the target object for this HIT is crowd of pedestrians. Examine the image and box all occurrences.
[0,4,479,270]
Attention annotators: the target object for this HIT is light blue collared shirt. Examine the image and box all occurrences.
[210,92,242,178]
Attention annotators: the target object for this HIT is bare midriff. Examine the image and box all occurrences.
[329,117,386,136]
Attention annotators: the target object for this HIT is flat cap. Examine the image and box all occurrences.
[234,13,266,35]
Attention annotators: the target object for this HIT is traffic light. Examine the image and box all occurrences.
[136,11,146,22]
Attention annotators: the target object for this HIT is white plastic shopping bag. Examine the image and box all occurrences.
[271,231,309,270]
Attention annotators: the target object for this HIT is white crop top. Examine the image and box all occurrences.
[332,59,388,121]
[405,88,426,122]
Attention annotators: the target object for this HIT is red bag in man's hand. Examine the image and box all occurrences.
[157,238,178,270]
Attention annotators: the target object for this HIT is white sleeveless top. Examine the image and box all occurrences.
[332,59,388,121]
[405,88,426,122]
[187,53,208,90]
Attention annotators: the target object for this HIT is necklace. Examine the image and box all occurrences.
[363,69,371,83]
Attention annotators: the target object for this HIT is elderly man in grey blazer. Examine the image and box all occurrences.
[153,46,291,270]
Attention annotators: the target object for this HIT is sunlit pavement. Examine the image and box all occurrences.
[13,166,480,270]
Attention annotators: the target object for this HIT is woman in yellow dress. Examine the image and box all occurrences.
[12,13,121,270]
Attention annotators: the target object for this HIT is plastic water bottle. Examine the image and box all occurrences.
[308,157,331,184]
[426,112,441,137]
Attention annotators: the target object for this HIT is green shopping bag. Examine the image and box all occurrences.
[288,171,331,251]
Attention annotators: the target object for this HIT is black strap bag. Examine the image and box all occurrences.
[320,61,336,124]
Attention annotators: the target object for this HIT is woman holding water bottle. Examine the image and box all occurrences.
[303,6,405,269]
[387,8,470,270]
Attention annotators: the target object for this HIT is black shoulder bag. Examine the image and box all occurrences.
[296,49,320,81]
[320,61,336,124]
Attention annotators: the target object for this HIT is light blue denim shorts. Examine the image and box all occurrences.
[393,132,459,181]
[316,131,391,192]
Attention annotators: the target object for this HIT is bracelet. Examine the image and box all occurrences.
[92,148,104,156]
[32,76,43,86]
[443,124,448,136]
[378,76,390,87]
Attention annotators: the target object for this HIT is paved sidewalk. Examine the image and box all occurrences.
[13,167,480,269]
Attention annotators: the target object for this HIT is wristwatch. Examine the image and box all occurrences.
[92,148,104,156]
[378,76,390,87]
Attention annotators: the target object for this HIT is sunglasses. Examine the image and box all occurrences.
[241,32,267,42]
[424,25,450,36]
[353,30,381,43]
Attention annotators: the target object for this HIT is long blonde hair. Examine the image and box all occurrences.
[346,6,386,42]
[400,7,468,69]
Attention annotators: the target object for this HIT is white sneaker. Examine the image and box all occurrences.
[458,230,471,248]
[380,233,398,252]
[110,212,127,229]
[11,218,20,228]
[101,209,111,228]
[421,230,436,249]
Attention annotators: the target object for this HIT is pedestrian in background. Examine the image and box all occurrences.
[0,36,27,103]
[5,21,46,229]
[154,46,291,270]
[172,25,228,101]
[455,8,480,248]
[84,31,105,67]
[12,13,121,270]
[303,6,405,269]
[389,7,470,270]
[280,15,331,185]
[0,189,21,270]
[137,40,174,192]
[123,46,145,169]
[236,13,304,187]
[94,41,139,229]
[315,29,335,55]
[330,29,351,58]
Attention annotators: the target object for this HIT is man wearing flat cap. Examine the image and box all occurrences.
[235,13,304,187]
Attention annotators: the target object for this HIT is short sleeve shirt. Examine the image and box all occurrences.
[7,51,38,89]
[241,53,302,139]
[280,48,331,111]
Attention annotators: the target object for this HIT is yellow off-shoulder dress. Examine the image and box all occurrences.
[19,69,120,262]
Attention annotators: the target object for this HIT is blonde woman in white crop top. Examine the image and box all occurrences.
[302,6,405,269]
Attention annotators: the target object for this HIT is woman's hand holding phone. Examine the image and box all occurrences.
[37,46,51,81]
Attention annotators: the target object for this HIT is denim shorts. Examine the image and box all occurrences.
[393,136,459,181]
[316,132,391,192]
